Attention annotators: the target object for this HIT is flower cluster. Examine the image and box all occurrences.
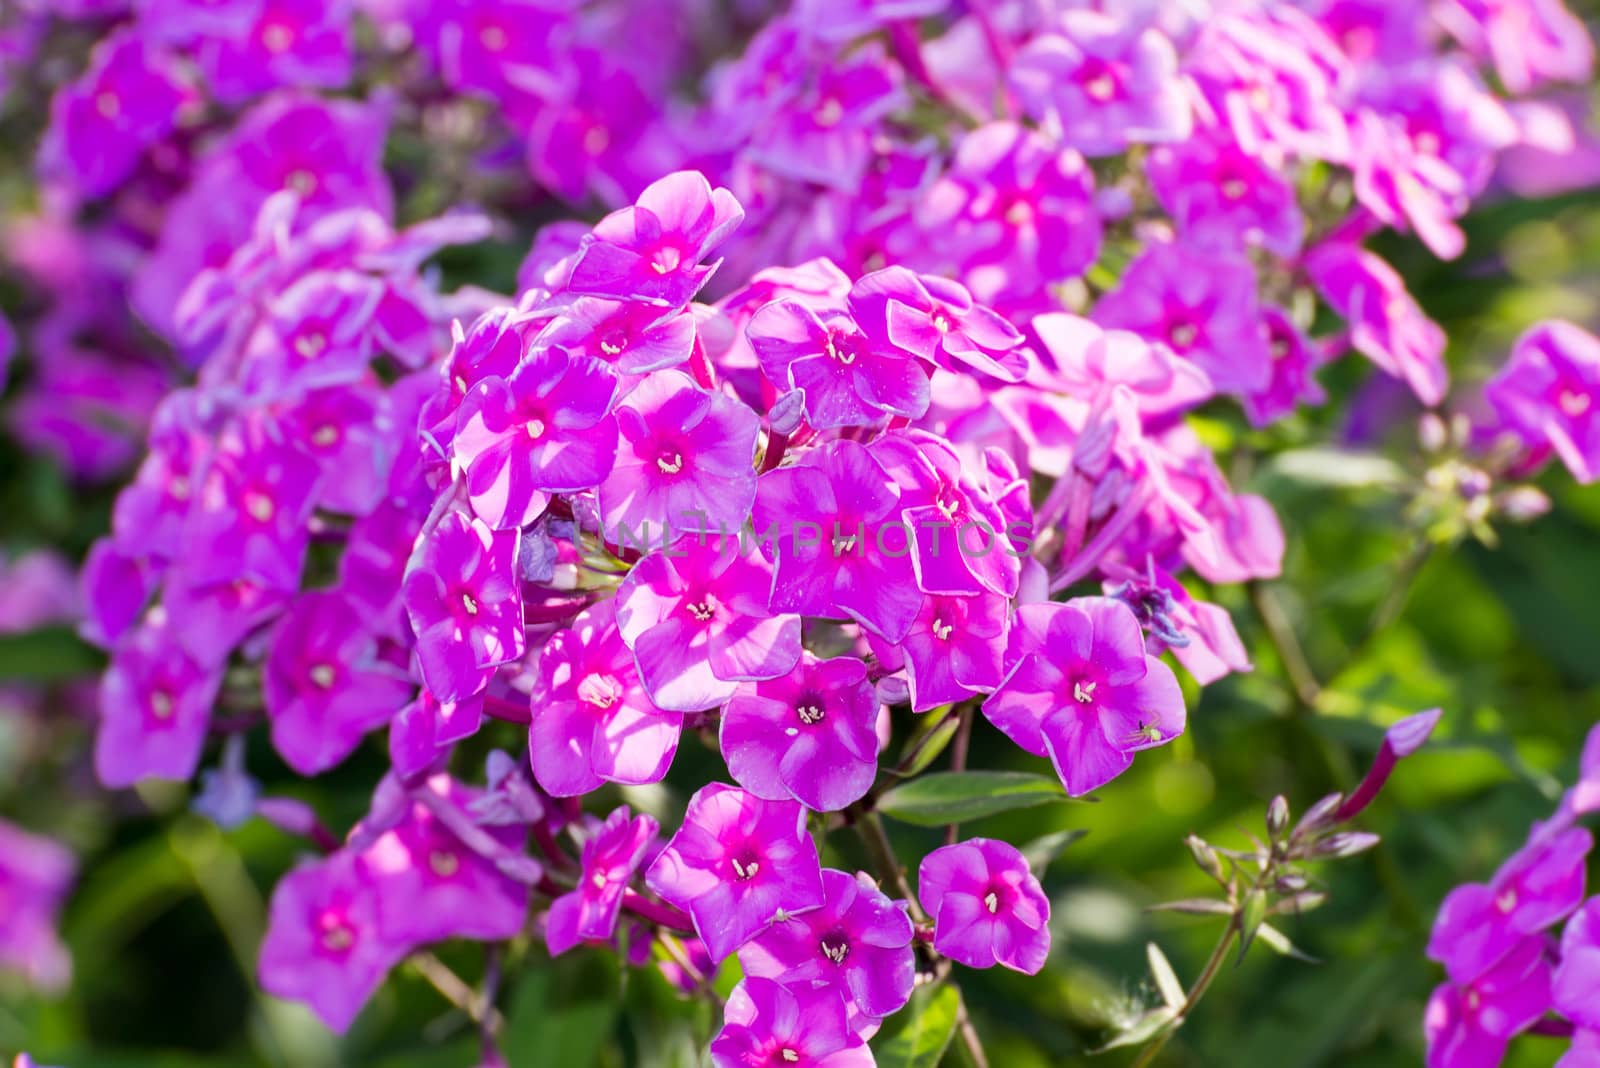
[0,0,1591,1063]
[1426,720,1600,1068]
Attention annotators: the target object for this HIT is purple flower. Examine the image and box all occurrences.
[917,838,1051,974]
[1556,897,1600,1030]
[196,0,354,103]
[38,29,196,198]
[567,171,744,308]
[95,622,223,788]
[915,122,1101,308]
[265,590,414,776]
[1428,824,1591,985]
[754,440,922,641]
[645,785,825,962]
[1241,307,1329,428]
[848,267,1027,383]
[1147,130,1303,258]
[546,806,660,956]
[748,300,930,429]
[0,819,75,991]
[711,978,873,1068]
[1011,11,1191,156]
[389,688,485,780]
[1095,242,1273,397]
[1486,320,1600,483]
[615,538,801,713]
[1305,242,1448,407]
[527,599,684,796]
[1030,313,1214,418]
[881,591,1009,713]
[599,371,759,541]
[1424,935,1554,1068]
[361,776,531,945]
[258,852,408,1033]
[453,346,620,530]
[739,868,914,1018]
[721,653,881,814]
[1435,0,1594,95]
[402,510,525,702]
[536,298,697,375]
[871,429,1021,598]
[983,597,1185,797]
[1102,561,1251,686]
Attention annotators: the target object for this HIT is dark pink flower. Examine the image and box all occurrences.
[1486,320,1600,484]
[984,597,1185,797]
[258,852,408,1032]
[1424,935,1554,1068]
[196,0,354,103]
[95,622,223,788]
[546,806,659,956]
[710,978,873,1068]
[615,539,801,713]
[0,819,75,991]
[645,784,824,962]
[738,868,914,1018]
[1147,130,1303,257]
[1305,242,1448,406]
[748,300,930,429]
[917,838,1051,974]
[721,652,880,813]
[527,599,683,796]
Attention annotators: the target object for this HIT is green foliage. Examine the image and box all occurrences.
[876,772,1073,827]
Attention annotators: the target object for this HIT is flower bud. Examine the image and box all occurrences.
[1186,834,1225,885]
[1310,831,1381,859]
[1266,796,1291,839]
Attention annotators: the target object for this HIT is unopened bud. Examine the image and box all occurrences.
[1186,834,1225,885]
[1496,486,1551,523]
[1266,796,1291,839]
[1294,792,1345,838]
[1418,413,1448,452]
[1311,831,1381,859]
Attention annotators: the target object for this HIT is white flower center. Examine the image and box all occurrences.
[984,891,999,914]
[1073,680,1097,704]
[310,664,336,689]
[931,618,954,641]
[656,452,684,474]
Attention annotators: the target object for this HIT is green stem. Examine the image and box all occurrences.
[945,706,975,847]
[855,811,927,924]
[953,985,990,1068]
[1246,581,1321,709]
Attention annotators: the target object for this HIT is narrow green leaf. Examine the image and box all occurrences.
[872,982,960,1068]
[897,708,962,778]
[1257,922,1321,964]
[1147,898,1233,916]
[1092,1006,1180,1052]
[1237,889,1268,965]
[876,771,1071,827]
[1019,828,1088,874]
[1267,448,1406,489]
[1147,943,1185,1011]
[0,625,104,683]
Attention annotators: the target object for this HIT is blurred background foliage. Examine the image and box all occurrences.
[3,81,1600,1068]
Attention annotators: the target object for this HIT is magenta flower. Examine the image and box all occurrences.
[1305,242,1448,407]
[1435,0,1593,96]
[721,653,880,814]
[1095,242,1273,397]
[401,511,525,703]
[645,785,825,962]
[1102,561,1251,686]
[1241,307,1329,429]
[916,122,1101,308]
[748,300,931,429]
[95,622,223,788]
[362,776,531,945]
[1556,897,1600,1030]
[527,599,684,796]
[1486,320,1600,484]
[546,807,660,956]
[1336,708,1444,821]
[453,346,620,530]
[567,171,744,308]
[599,371,760,541]
[711,978,873,1068]
[917,838,1051,974]
[848,267,1027,383]
[1424,935,1554,1068]
[738,868,914,1019]
[1147,130,1303,258]
[0,819,76,991]
[1031,313,1214,418]
[753,439,922,642]
[1428,824,1591,985]
[871,429,1021,598]
[886,591,1010,713]
[536,298,697,375]
[615,539,801,713]
[264,590,414,776]
[258,852,408,1033]
[983,598,1185,797]
[196,0,354,103]
[38,29,196,198]
[389,687,485,780]
[1011,11,1191,156]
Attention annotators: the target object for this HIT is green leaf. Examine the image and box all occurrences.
[897,706,962,778]
[1237,889,1268,965]
[0,625,104,683]
[1019,828,1088,874]
[502,951,621,1068]
[872,982,960,1068]
[1266,448,1406,489]
[1146,943,1185,1011]
[1092,1006,1180,1053]
[876,772,1071,827]
[1257,922,1321,964]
